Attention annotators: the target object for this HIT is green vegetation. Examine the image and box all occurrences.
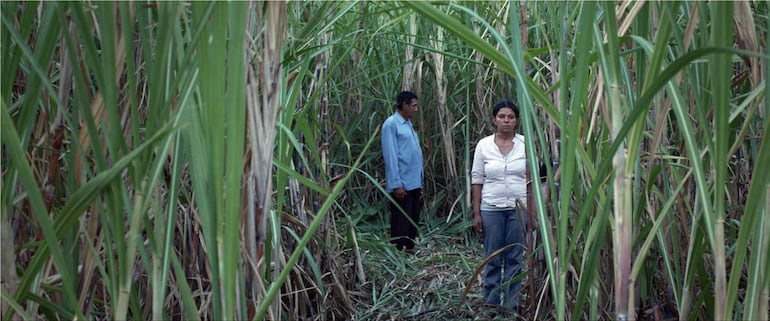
[2,1,768,320]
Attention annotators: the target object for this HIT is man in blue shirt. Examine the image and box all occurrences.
[381,91,424,251]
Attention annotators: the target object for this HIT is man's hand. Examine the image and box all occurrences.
[393,188,407,200]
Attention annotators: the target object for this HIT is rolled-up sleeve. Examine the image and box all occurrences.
[471,142,486,185]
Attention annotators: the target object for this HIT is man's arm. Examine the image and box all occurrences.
[381,120,401,192]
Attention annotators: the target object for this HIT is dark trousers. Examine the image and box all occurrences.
[390,188,422,250]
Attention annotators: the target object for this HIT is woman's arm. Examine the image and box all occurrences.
[470,141,485,234]
[471,184,483,233]
[526,167,533,213]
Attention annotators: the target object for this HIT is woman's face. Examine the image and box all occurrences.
[493,107,518,133]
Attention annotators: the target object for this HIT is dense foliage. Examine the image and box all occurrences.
[2,1,768,320]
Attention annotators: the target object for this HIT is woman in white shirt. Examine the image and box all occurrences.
[471,99,530,312]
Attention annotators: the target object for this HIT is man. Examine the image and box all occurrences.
[381,91,424,251]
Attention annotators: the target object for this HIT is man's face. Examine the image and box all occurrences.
[401,99,419,119]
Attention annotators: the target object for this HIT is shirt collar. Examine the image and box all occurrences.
[394,111,409,124]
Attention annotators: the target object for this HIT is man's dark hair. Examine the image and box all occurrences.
[396,91,418,110]
[492,99,519,118]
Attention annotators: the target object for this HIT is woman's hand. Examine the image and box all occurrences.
[473,212,483,234]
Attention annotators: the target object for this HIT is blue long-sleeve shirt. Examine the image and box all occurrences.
[381,111,424,192]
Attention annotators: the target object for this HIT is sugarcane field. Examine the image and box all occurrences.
[1,1,769,320]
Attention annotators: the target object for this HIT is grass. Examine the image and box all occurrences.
[354,223,494,320]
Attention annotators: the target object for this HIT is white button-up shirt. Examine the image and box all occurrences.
[471,133,527,210]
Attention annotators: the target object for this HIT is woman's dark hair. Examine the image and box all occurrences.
[396,91,418,109]
[492,99,519,118]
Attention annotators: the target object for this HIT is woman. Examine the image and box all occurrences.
[471,99,530,311]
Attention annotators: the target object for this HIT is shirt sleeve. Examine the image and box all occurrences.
[381,119,401,192]
[470,140,485,185]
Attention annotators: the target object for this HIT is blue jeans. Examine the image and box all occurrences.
[481,209,525,309]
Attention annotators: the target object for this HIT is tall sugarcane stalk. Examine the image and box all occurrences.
[403,13,417,91]
[252,1,286,319]
[432,27,458,183]
[595,3,633,318]
[709,2,732,320]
